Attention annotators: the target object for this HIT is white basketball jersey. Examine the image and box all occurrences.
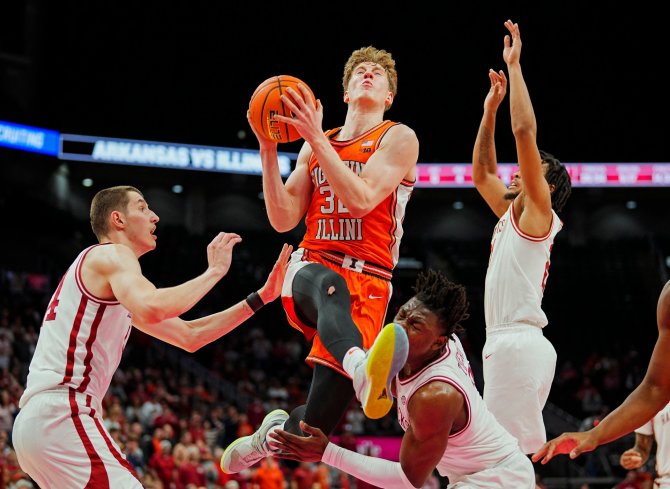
[396,335,521,481]
[485,203,562,329]
[20,244,133,408]
[636,402,670,482]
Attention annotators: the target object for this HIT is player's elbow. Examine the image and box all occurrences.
[267,213,299,233]
[269,220,296,233]
[169,332,200,353]
[180,325,207,353]
[472,172,488,187]
[644,380,670,408]
[511,124,536,142]
[181,342,200,354]
[399,464,424,489]
[347,207,369,219]
[346,200,374,219]
[137,304,167,325]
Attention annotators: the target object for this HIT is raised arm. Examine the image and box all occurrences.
[472,68,511,218]
[132,244,292,352]
[247,110,313,233]
[534,281,670,463]
[277,85,419,218]
[504,20,553,235]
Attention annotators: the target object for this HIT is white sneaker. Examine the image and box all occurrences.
[219,409,289,474]
[352,322,409,419]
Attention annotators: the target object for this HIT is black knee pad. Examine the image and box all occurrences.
[292,264,351,326]
[295,263,348,295]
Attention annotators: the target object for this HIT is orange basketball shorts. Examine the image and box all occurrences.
[281,248,393,377]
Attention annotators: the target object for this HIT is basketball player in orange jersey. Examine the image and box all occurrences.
[533,280,670,464]
[471,20,572,454]
[11,186,291,489]
[220,46,419,474]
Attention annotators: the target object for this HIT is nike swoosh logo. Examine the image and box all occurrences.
[369,295,384,299]
[484,354,493,359]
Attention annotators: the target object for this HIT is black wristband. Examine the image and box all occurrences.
[246,291,265,313]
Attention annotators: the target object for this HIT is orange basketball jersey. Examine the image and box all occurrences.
[298,120,415,270]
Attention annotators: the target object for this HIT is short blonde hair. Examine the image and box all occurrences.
[342,46,398,108]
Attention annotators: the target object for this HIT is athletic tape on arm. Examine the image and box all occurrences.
[322,442,419,489]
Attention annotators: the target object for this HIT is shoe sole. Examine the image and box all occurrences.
[220,434,252,474]
[219,408,289,474]
[362,323,409,419]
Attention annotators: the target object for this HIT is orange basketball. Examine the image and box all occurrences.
[248,75,316,143]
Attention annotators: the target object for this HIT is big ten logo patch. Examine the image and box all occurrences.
[361,140,374,153]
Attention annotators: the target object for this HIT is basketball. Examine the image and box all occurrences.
[248,75,316,143]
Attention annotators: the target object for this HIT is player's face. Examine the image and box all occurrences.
[504,162,549,201]
[394,298,445,366]
[124,192,159,254]
[504,166,522,201]
[344,62,392,109]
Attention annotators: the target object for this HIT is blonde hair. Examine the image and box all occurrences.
[342,46,398,109]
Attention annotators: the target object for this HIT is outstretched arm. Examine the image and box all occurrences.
[472,68,511,218]
[132,244,292,352]
[504,20,553,236]
[272,420,419,489]
[534,281,670,463]
[270,381,459,488]
[94,232,241,325]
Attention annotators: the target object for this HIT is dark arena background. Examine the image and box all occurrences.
[1,2,668,488]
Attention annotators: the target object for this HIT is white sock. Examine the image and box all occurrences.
[342,347,366,378]
[265,421,285,451]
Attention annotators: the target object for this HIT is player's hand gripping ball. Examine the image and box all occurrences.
[249,75,316,143]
